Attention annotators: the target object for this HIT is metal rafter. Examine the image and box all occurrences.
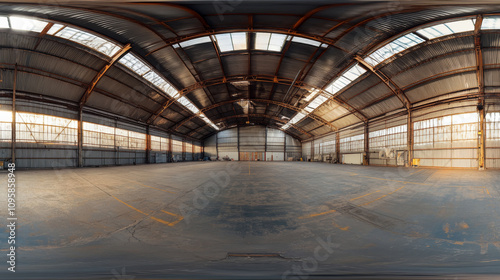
[188,114,312,138]
[146,75,365,124]
[173,99,337,132]
[355,56,411,111]
[79,43,131,108]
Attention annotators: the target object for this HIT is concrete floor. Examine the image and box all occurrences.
[1,162,500,279]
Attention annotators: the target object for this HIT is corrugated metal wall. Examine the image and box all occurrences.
[203,126,301,161]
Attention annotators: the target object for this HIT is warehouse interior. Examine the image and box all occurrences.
[0,1,500,279]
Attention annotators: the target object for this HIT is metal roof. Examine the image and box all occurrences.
[1,1,500,141]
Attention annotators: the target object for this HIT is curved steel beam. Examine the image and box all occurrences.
[173,99,337,131]
[187,114,312,138]
[147,74,367,124]
[146,28,350,56]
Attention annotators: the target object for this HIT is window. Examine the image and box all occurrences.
[83,122,115,148]
[482,16,500,30]
[47,24,64,35]
[119,53,151,76]
[416,19,475,40]
[486,112,500,141]
[365,33,425,66]
[0,110,12,142]
[0,16,9,29]
[9,16,48,32]
[291,37,324,48]
[215,32,247,52]
[369,125,407,150]
[16,112,78,145]
[305,94,328,113]
[178,36,212,48]
[340,134,364,153]
[325,63,367,95]
[255,32,287,52]
[178,97,200,114]
[55,26,120,56]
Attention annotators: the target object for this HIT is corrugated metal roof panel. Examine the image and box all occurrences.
[85,92,151,121]
[331,114,363,129]
[348,83,392,109]
[361,96,402,118]
[251,55,280,76]
[337,74,381,101]
[222,55,249,76]
[16,71,84,102]
[405,72,477,103]
[381,36,474,76]
[391,52,476,88]
[303,47,348,87]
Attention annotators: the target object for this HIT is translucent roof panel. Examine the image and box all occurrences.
[255,32,287,52]
[0,16,9,29]
[119,53,151,76]
[55,26,120,56]
[482,16,500,30]
[291,37,323,48]
[282,123,291,130]
[179,36,212,48]
[305,94,328,113]
[178,97,200,114]
[9,16,48,33]
[365,33,425,66]
[343,64,367,81]
[47,23,64,35]
[326,76,351,95]
[416,19,475,40]
[289,112,306,125]
[215,32,247,52]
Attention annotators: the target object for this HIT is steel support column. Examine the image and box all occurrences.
[77,108,83,167]
[168,134,173,162]
[407,110,414,167]
[475,15,486,170]
[364,123,369,166]
[11,64,17,165]
[265,126,268,161]
[146,125,151,164]
[336,133,340,164]
[237,126,240,161]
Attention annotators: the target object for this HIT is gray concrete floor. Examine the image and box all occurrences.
[1,162,500,279]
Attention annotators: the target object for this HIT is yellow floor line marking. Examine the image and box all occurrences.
[359,186,406,207]
[485,187,492,197]
[350,190,380,201]
[298,209,336,219]
[160,210,184,226]
[127,179,176,194]
[111,195,178,227]
[409,169,424,176]
[358,176,430,186]
[332,221,350,231]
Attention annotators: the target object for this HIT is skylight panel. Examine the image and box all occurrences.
[215,32,247,52]
[282,123,291,130]
[305,94,328,113]
[417,19,474,40]
[291,37,323,48]
[55,27,120,56]
[343,64,367,81]
[143,71,167,88]
[255,32,287,52]
[179,36,212,48]
[365,33,424,66]
[119,53,151,76]
[178,97,200,114]
[231,32,247,50]
[326,76,351,94]
[9,16,48,32]
[0,16,9,29]
[482,16,500,30]
[289,112,306,125]
[47,23,64,35]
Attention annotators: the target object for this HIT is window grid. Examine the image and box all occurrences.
[340,134,364,153]
[369,125,407,150]
[16,112,78,145]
